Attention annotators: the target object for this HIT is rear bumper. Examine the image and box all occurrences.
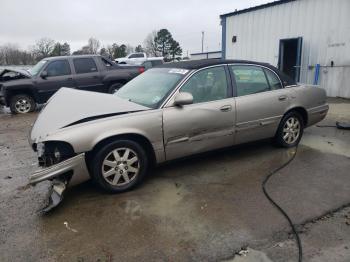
[29,153,90,187]
[307,104,329,126]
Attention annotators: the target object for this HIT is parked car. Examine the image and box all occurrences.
[141,59,164,70]
[0,55,144,114]
[118,59,164,71]
[115,52,163,65]
[28,59,328,210]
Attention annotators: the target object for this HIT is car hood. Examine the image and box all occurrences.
[2,68,31,76]
[0,68,31,83]
[30,88,150,143]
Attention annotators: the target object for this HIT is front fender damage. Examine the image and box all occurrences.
[29,153,90,212]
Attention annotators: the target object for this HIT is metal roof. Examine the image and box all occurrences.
[190,51,222,56]
[220,0,296,18]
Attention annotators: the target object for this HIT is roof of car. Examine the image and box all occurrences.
[158,59,296,86]
[158,59,273,70]
[44,55,101,60]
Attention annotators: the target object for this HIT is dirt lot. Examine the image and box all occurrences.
[0,99,349,262]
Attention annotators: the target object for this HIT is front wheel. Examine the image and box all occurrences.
[90,140,148,193]
[9,94,36,114]
[274,111,304,148]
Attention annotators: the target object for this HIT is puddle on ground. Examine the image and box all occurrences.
[223,248,273,262]
[302,131,350,157]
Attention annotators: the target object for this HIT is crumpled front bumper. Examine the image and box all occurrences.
[29,153,90,212]
[29,153,90,186]
[0,90,6,106]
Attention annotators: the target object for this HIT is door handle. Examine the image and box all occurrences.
[67,77,73,80]
[92,75,99,79]
[220,105,232,112]
[278,95,288,101]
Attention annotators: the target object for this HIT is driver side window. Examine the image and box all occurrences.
[180,66,228,104]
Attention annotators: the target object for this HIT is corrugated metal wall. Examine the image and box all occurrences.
[191,52,222,60]
[223,0,350,98]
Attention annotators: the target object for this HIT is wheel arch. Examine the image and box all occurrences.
[283,106,308,126]
[86,133,157,167]
[5,87,38,105]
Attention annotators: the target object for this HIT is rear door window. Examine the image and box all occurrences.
[46,60,71,77]
[73,58,98,74]
[264,69,283,90]
[101,57,114,68]
[230,65,270,96]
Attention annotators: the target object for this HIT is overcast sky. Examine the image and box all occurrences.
[0,0,271,55]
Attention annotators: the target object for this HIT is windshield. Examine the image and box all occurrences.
[28,60,47,76]
[116,68,189,108]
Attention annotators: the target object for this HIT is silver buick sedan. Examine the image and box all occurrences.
[28,59,328,209]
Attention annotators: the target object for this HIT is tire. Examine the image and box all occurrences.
[108,83,124,94]
[274,111,304,148]
[90,140,148,193]
[9,94,36,114]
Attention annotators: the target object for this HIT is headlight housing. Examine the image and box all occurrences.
[36,141,75,167]
[36,142,45,157]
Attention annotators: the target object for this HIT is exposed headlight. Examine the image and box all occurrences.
[37,142,45,157]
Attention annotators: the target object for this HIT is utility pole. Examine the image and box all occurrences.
[201,31,204,53]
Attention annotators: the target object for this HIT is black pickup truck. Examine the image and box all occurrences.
[0,55,144,114]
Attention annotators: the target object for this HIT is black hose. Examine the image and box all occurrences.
[317,122,350,129]
[262,146,303,262]
[316,125,337,128]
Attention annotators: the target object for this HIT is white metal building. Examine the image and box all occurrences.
[220,0,350,98]
[190,51,222,60]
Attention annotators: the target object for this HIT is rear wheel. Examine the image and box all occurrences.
[274,111,304,147]
[9,94,36,114]
[90,140,148,193]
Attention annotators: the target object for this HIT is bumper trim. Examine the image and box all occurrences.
[307,104,329,127]
[29,153,90,186]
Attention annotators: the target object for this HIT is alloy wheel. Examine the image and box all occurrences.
[15,98,31,113]
[101,147,140,186]
[282,117,301,144]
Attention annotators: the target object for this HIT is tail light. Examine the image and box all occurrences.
[138,67,145,73]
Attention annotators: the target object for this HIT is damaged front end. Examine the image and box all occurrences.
[29,141,90,212]
[0,68,31,83]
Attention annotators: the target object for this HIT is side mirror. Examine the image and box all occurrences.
[174,92,193,106]
[41,71,48,79]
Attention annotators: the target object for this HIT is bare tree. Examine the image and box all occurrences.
[72,45,90,55]
[106,44,115,58]
[0,44,35,65]
[33,37,55,59]
[144,31,159,57]
[126,44,134,55]
[135,45,144,53]
[87,37,100,54]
